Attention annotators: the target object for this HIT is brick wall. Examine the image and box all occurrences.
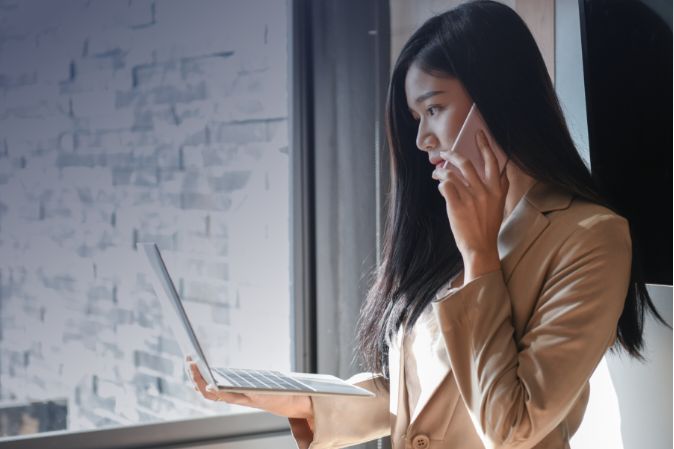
[0,0,290,436]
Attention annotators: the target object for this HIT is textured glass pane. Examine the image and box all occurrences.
[0,0,290,438]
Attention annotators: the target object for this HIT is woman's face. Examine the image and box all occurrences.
[404,63,474,170]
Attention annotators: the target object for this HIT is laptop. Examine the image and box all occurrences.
[140,242,374,397]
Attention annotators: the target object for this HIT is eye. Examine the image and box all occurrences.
[409,105,441,122]
[426,105,440,117]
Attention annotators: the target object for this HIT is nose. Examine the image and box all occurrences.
[416,122,437,152]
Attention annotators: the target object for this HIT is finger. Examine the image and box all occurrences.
[435,165,468,202]
[432,165,452,181]
[187,364,251,404]
[440,151,484,194]
[475,130,498,189]
[431,165,445,181]
[438,179,460,206]
[438,171,466,205]
[438,160,470,186]
[434,163,466,184]
[189,362,201,380]
[445,170,470,203]
[187,363,222,402]
[500,168,510,192]
[190,363,210,392]
[195,380,218,400]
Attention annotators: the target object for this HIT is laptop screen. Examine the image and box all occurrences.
[140,242,219,388]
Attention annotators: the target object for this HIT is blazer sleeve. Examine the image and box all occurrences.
[431,215,632,449]
[288,372,391,449]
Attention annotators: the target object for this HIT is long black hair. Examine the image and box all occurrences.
[355,0,669,383]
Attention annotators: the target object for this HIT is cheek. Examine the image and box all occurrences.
[441,111,464,144]
[444,104,472,145]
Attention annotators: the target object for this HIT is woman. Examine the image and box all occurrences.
[188,1,668,448]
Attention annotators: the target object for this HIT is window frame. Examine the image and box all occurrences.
[0,0,314,447]
[0,413,291,449]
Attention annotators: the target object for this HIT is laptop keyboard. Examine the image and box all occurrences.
[212,368,316,392]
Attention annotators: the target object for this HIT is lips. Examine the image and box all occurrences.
[429,150,451,166]
[431,158,446,169]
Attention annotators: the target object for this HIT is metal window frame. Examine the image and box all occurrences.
[0,0,315,448]
[290,0,317,378]
[0,413,292,449]
[304,1,391,449]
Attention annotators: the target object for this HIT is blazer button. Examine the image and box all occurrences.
[412,434,430,449]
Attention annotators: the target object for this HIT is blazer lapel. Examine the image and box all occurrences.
[408,312,454,424]
[390,328,410,443]
[402,314,460,436]
[401,180,573,428]
[498,180,573,283]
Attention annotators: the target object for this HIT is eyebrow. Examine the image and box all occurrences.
[415,90,445,104]
[408,90,446,114]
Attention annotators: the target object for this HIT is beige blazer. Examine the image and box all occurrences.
[288,180,632,449]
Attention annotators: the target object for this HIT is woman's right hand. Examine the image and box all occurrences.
[186,358,315,429]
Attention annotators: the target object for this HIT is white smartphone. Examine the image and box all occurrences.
[443,103,508,183]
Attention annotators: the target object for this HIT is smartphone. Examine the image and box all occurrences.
[443,103,508,183]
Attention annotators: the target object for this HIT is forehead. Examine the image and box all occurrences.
[404,64,453,107]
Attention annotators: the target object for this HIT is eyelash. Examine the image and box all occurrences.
[426,105,440,116]
[413,105,441,121]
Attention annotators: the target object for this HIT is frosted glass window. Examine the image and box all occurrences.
[0,0,291,438]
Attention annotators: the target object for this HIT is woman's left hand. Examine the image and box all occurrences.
[432,130,509,282]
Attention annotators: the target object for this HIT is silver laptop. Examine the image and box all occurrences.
[140,242,374,397]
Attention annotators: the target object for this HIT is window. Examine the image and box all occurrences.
[0,0,293,443]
